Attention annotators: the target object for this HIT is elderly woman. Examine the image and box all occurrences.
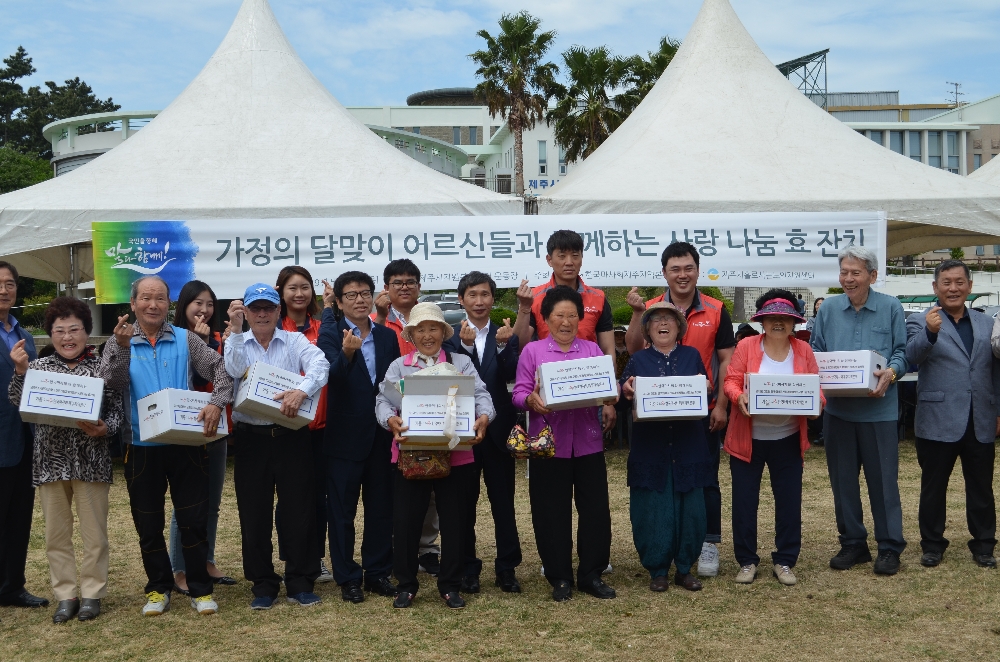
[620,303,714,592]
[376,302,494,610]
[724,289,823,587]
[513,285,617,603]
[8,297,125,623]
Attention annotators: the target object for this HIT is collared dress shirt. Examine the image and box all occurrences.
[345,317,377,384]
[460,319,490,361]
[225,327,330,426]
[0,314,21,352]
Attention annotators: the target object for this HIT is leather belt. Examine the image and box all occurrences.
[235,422,294,438]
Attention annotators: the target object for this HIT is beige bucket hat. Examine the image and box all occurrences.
[401,302,455,343]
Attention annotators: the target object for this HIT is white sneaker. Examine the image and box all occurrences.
[191,595,218,615]
[697,542,720,577]
[773,564,797,586]
[142,591,170,616]
[734,564,757,584]
[316,560,334,583]
[602,564,613,575]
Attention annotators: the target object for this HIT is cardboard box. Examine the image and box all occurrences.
[746,373,821,417]
[815,351,887,397]
[137,389,229,445]
[537,355,618,411]
[632,376,709,421]
[18,369,104,428]
[400,374,477,450]
[234,362,316,430]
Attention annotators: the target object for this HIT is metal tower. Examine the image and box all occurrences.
[777,49,829,109]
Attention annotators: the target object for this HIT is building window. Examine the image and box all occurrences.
[975,154,982,170]
[453,127,461,145]
[976,246,985,256]
[869,131,883,145]
[412,127,420,135]
[469,126,478,144]
[889,131,903,154]
[946,131,959,173]
[538,140,547,175]
[908,131,922,161]
[993,245,1000,255]
[559,145,567,175]
[928,131,942,168]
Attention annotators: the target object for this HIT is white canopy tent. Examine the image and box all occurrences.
[970,152,1000,188]
[0,0,517,283]
[540,0,1000,258]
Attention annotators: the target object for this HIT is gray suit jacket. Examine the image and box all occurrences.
[906,307,1000,443]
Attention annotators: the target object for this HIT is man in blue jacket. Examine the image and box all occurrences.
[0,261,48,612]
[318,272,400,603]
[445,271,526,593]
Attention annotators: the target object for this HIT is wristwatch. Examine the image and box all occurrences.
[888,367,897,383]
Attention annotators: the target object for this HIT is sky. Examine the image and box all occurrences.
[2,0,999,111]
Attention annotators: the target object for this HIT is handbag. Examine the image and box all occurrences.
[398,449,451,479]
[506,413,556,460]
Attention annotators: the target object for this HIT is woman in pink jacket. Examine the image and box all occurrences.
[723,289,824,587]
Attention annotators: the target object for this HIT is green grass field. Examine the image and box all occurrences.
[2,442,998,661]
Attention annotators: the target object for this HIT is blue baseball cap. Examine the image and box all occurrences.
[243,283,280,307]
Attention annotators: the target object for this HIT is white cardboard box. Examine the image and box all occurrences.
[234,362,316,430]
[538,355,618,411]
[815,351,887,397]
[746,373,821,417]
[18,369,104,428]
[137,389,229,445]
[400,374,476,450]
[632,376,709,421]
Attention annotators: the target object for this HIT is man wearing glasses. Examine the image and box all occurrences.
[372,259,422,356]
[317,272,401,603]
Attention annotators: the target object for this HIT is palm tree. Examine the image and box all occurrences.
[618,36,681,116]
[546,45,631,163]
[470,12,559,195]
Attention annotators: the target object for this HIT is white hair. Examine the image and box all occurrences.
[837,245,878,273]
[130,275,170,301]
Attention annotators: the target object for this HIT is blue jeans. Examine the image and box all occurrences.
[169,438,227,572]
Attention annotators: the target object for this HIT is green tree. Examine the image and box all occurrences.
[0,46,35,147]
[950,247,965,260]
[470,11,559,195]
[0,146,52,193]
[19,78,119,159]
[546,46,631,162]
[617,36,681,116]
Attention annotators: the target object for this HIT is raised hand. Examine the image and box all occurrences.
[342,327,362,359]
[626,286,645,312]
[113,314,133,348]
[322,279,336,309]
[10,339,29,375]
[925,305,943,335]
[459,319,477,347]
[374,289,391,322]
[495,318,514,345]
[515,279,533,313]
[192,313,211,341]
[227,300,246,332]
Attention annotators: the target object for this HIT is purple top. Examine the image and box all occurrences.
[512,338,606,459]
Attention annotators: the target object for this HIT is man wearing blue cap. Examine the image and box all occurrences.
[224,283,330,610]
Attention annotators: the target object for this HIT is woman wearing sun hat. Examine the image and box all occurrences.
[375,302,494,610]
[619,302,714,593]
[723,289,824,587]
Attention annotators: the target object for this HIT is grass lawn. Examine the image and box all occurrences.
[2,441,999,661]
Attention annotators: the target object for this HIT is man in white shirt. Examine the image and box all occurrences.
[225,283,330,611]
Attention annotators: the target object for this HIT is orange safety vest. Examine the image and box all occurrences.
[281,316,328,431]
[645,290,725,388]
[531,275,607,343]
[370,310,415,356]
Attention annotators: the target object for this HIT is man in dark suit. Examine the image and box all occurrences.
[445,271,529,593]
[0,261,48,612]
[318,271,401,603]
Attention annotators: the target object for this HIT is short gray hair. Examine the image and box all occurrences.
[130,275,170,301]
[838,244,878,273]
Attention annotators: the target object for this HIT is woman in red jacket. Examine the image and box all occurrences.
[723,289,823,588]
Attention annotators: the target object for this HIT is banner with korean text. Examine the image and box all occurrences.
[91,211,886,303]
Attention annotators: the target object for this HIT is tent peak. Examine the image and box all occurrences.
[211,0,295,59]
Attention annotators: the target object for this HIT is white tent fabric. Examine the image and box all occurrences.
[970,151,1000,188]
[540,0,1000,257]
[0,0,516,281]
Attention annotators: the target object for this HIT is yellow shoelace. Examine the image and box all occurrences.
[145,591,167,604]
[194,595,214,604]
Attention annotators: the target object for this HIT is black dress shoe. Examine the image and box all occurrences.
[873,550,901,575]
[172,583,190,596]
[212,576,237,586]
[829,545,873,570]
[579,577,617,600]
[341,581,365,603]
[0,591,50,608]
[974,553,998,568]
[674,572,703,591]
[365,577,399,597]
[52,599,79,624]
[441,591,465,609]
[460,575,481,594]
[920,551,943,567]
[495,570,521,593]
[77,598,100,621]
[552,580,572,602]
[418,553,440,576]
[393,591,414,609]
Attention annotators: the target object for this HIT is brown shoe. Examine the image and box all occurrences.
[649,576,670,592]
[674,572,703,591]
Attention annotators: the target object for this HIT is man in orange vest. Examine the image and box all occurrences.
[514,230,615,357]
[625,242,736,579]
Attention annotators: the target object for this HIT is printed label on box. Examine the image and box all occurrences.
[25,389,98,416]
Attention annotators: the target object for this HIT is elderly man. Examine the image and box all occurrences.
[908,260,999,569]
[100,275,232,616]
[811,245,908,575]
[0,261,49,613]
[225,283,329,610]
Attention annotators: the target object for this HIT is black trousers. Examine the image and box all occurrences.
[703,419,722,544]
[276,427,327,561]
[465,439,522,577]
[325,440,394,585]
[730,434,803,568]
[234,426,319,598]
[0,428,34,601]
[916,417,997,556]
[529,452,612,588]
[393,463,475,596]
[123,443,212,598]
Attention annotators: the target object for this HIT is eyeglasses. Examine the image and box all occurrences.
[389,279,418,289]
[341,291,374,302]
[51,326,85,338]
[0,281,15,292]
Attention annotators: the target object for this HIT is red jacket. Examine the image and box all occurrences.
[722,336,824,463]
[281,316,328,431]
